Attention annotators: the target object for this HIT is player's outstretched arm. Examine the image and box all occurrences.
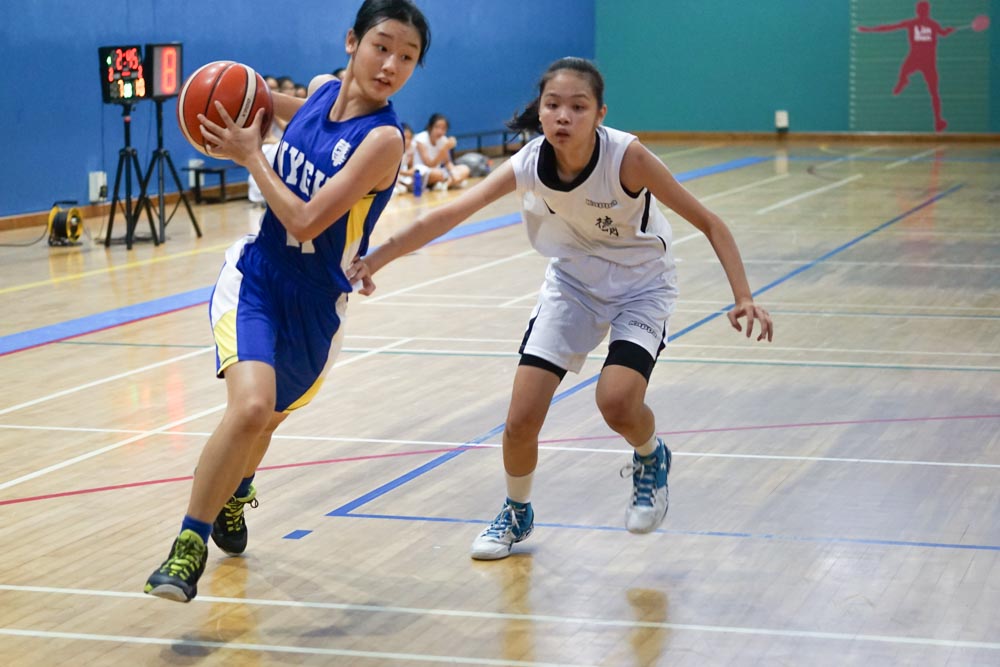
[348,161,517,293]
[272,90,306,124]
[621,141,773,342]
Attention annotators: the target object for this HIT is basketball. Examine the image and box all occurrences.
[177,61,273,156]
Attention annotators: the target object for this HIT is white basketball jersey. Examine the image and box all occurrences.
[509,126,675,278]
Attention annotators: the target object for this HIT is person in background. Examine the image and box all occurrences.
[412,113,470,190]
[394,123,416,194]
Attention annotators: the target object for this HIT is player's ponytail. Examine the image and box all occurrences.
[507,57,605,134]
[507,98,541,133]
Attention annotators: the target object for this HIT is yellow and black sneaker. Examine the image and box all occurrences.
[144,529,208,602]
[211,485,258,556]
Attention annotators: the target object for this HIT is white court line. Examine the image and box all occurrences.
[349,346,999,371]
[662,355,998,372]
[0,339,412,491]
[0,628,584,667]
[755,174,864,214]
[395,293,517,300]
[680,298,1000,313]
[354,301,1000,321]
[0,405,225,492]
[668,343,1000,358]
[0,347,213,417]
[884,146,942,170]
[362,301,534,309]
[737,258,999,270]
[499,290,539,308]
[657,143,724,158]
[365,250,536,303]
[722,226,1000,239]
[1,585,998,652]
[3,426,998,470]
[699,173,790,202]
[814,146,886,170]
[347,334,1000,356]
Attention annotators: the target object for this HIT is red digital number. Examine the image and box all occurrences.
[161,47,177,94]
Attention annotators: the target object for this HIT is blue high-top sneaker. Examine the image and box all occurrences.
[470,498,534,560]
[623,438,672,534]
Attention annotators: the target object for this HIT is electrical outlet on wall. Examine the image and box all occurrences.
[88,171,108,203]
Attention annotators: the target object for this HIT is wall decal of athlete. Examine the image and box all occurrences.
[858,2,990,132]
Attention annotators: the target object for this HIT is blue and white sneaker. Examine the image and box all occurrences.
[622,438,672,534]
[470,499,534,560]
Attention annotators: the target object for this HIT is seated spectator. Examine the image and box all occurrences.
[394,124,416,194]
[412,113,470,190]
[276,76,296,96]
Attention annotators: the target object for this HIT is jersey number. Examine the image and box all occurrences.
[286,230,315,254]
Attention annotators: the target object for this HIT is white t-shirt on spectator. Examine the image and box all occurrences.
[412,130,450,171]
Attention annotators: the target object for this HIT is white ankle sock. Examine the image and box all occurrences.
[505,472,534,504]
[634,433,658,458]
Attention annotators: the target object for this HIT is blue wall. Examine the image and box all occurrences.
[0,1,593,217]
[5,1,997,218]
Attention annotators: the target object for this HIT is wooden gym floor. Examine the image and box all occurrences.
[0,140,998,665]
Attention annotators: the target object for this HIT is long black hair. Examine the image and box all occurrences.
[353,0,432,65]
[425,112,448,132]
[507,57,605,133]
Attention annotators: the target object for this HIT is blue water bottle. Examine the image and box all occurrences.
[413,169,423,197]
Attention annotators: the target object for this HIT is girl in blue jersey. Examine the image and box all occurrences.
[145,0,431,603]
[349,58,773,560]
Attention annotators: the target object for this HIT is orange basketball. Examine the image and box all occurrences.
[177,61,274,156]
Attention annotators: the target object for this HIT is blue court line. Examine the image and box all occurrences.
[664,183,967,340]
[283,529,312,540]
[324,182,966,519]
[0,157,769,357]
[338,513,1000,553]
[431,212,521,244]
[673,156,770,180]
[0,287,212,356]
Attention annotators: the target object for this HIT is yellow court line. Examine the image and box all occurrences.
[0,242,232,296]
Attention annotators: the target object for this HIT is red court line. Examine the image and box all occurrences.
[6,413,997,506]
[539,414,1000,444]
[0,446,464,507]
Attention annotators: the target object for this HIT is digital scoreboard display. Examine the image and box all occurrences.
[145,43,183,100]
[99,45,147,104]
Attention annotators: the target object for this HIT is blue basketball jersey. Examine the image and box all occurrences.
[254,80,402,293]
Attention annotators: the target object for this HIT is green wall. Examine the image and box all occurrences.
[596,0,998,133]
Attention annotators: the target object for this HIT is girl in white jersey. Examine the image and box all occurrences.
[349,57,773,560]
[144,0,431,602]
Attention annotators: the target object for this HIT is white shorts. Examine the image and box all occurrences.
[520,259,678,374]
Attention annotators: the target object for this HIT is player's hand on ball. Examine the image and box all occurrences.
[728,299,773,342]
[347,255,376,296]
[198,103,265,166]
